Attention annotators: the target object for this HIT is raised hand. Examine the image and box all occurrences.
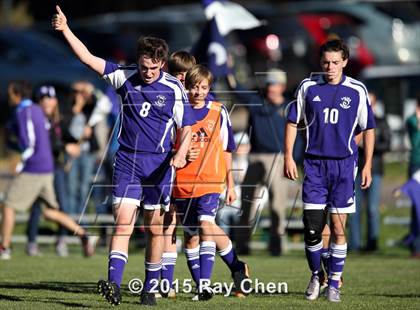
[51,5,68,32]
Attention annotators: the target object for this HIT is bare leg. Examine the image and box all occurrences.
[43,208,87,237]
[1,206,15,248]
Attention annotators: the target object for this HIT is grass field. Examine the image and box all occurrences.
[1,244,419,309]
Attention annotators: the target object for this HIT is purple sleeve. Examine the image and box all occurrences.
[181,101,196,127]
[365,102,376,130]
[287,99,299,123]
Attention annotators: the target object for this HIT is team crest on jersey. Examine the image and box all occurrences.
[154,95,166,107]
[340,97,351,109]
[206,120,215,131]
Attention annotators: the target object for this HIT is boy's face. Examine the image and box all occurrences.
[188,79,210,105]
[174,71,187,86]
[320,51,348,83]
[138,55,164,84]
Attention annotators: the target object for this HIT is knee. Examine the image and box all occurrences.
[303,210,325,246]
[146,224,163,237]
[185,234,199,249]
[199,220,214,236]
[114,224,134,236]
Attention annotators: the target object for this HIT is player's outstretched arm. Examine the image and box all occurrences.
[361,128,375,189]
[51,5,105,75]
[284,121,299,180]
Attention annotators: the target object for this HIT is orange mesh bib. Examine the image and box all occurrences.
[173,101,226,198]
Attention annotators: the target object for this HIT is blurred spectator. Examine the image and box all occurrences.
[349,91,391,252]
[0,80,97,260]
[63,81,111,216]
[217,132,251,237]
[406,93,420,178]
[229,68,293,256]
[401,93,420,257]
[26,85,81,257]
[394,170,420,258]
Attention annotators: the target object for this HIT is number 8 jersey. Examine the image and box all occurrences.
[103,61,196,153]
[287,74,376,158]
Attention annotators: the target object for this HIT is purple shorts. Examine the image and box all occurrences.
[302,155,357,214]
[112,148,174,211]
[172,193,220,235]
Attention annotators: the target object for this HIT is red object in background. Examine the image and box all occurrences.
[299,13,375,73]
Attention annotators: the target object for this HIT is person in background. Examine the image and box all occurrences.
[229,68,292,256]
[217,131,251,237]
[350,91,391,252]
[407,93,420,177]
[64,81,110,216]
[0,80,98,260]
[403,93,420,257]
[26,85,81,257]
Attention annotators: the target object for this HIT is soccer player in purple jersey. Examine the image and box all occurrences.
[52,6,195,306]
[284,39,375,302]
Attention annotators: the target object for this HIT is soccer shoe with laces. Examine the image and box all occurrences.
[140,290,157,306]
[81,235,99,257]
[232,261,251,297]
[305,275,320,301]
[325,286,341,302]
[97,280,122,305]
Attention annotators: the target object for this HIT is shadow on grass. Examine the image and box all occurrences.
[0,281,144,307]
[356,293,420,299]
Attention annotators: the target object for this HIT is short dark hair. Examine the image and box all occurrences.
[9,80,32,99]
[185,65,213,90]
[168,51,196,75]
[136,36,169,62]
[319,39,349,60]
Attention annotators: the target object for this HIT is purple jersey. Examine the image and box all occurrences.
[288,75,376,158]
[8,99,54,173]
[192,100,236,152]
[103,61,196,153]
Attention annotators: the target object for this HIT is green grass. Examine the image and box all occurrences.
[1,245,419,309]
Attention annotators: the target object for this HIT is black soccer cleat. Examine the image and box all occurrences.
[232,261,251,296]
[198,287,214,301]
[232,261,251,297]
[140,290,157,306]
[97,279,122,306]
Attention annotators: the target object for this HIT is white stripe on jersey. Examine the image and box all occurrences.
[343,78,369,130]
[220,105,230,151]
[342,77,370,154]
[159,73,186,128]
[163,72,189,102]
[158,118,174,153]
[295,78,317,123]
[296,77,318,152]
[103,65,137,90]
[21,109,36,162]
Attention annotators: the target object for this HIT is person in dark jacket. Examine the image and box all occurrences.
[229,69,301,256]
[350,91,391,252]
